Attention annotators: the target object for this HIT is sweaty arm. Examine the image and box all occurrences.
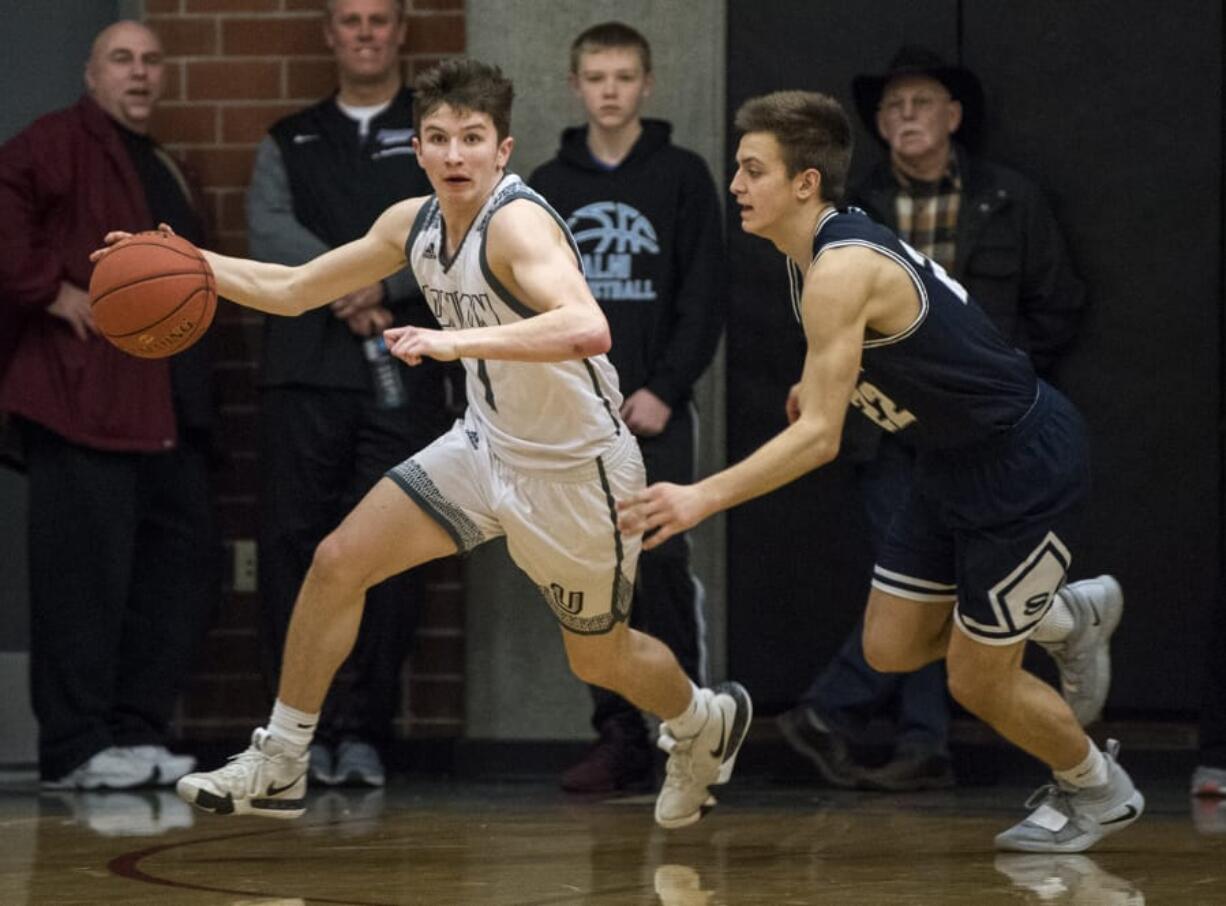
[619,246,880,548]
[386,199,610,365]
[200,199,421,317]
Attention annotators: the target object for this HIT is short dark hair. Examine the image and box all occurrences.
[734,91,852,203]
[412,59,514,142]
[569,21,652,75]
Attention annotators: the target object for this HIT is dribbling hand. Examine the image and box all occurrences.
[89,222,178,264]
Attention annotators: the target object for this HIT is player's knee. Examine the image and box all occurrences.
[309,532,366,590]
[862,630,913,673]
[564,635,623,689]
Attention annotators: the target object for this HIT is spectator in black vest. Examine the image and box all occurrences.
[0,20,218,790]
[777,46,1088,792]
[246,0,454,788]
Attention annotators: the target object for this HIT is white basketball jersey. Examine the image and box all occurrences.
[406,173,626,470]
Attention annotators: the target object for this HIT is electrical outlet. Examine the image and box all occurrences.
[232,538,258,593]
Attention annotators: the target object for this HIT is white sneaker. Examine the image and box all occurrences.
[41,747,157,791]
[995,740,1144,852]
[654,864,711,906]
[176,728,308,819]
[655,682,752,829]
[125,745,197,786]
[1039,575,1123,725]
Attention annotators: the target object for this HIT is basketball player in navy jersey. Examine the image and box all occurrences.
[94,59,750,831]
[618,90,1142,853]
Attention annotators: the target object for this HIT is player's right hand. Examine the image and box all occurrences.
[46,281,97,341]
[90,223,178,263]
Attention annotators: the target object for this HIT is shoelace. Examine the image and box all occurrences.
[208,745,273,795]
[1023,782,1074,814]
[660,734,696,786]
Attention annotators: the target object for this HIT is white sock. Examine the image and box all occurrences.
[1055,740,1109,788]
[665,683,709,739]
[268,700,318,757]
[1031,590,1076,644]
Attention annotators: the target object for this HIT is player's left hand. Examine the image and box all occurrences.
[621,388,672,437]
[617,481,706,551]
[384,324,459,365]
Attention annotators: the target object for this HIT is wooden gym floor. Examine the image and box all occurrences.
[0,752,1223,905]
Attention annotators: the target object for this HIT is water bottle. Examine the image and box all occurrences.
[362,335,407,409]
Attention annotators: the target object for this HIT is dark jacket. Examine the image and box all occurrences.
[528,119,725,408]
[0,96,210,452]
[848,145,1085,377]
[250,87,434,390]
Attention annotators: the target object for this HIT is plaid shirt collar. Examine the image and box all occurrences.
[892,151,962,271]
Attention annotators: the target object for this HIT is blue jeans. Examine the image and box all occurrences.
[802,432,950,754]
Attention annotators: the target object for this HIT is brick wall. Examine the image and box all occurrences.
[139,0,467,741]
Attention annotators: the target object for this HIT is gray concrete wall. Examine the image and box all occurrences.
[464,0,727,739]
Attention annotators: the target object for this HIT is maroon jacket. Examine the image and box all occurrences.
[0,96,184,452]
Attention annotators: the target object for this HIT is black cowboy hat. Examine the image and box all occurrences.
[851,45,985,147]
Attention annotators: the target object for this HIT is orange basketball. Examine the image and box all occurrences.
[88,232,217,359]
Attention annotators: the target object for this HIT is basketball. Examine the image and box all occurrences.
[88,231,217,359]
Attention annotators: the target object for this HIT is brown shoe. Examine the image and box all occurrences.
[776,705,864,789]
[858,745,955,792]
[561,719,654,794]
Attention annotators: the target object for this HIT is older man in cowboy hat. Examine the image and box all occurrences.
[778,45,1093,793]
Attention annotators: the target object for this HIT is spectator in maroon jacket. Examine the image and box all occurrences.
[0,20,219,790]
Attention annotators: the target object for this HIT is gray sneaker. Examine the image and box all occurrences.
[1192,764,1226,797]
[655,682,752,829]
[333,740,386,788]
[1039,575,1123,725]
[995,740,1144,852]
[308,742,335,786]
[176,728,308,819]
[994,853,1145,904]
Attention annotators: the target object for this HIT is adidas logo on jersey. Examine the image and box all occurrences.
[422,243,437,260]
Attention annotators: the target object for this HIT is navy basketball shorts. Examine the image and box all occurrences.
[871,385,1091,645]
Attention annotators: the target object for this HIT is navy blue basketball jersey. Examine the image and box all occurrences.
[792,207,1038,450]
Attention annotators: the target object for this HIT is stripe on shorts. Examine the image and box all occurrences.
[872,565,957,602]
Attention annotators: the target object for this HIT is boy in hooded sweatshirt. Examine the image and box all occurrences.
[530,21,726,794]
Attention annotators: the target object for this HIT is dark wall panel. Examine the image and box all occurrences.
[963,0,1222,711]
[725,0,959,709]
[726,0,1221,713]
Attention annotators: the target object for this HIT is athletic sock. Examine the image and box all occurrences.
[1055,739,1109,789]
[666,683,709,740]
[268,700,318,758]
[1032,591,1076,644]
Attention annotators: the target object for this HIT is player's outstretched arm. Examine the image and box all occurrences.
[619,247,875,550]
[91,199,423,317]
[387,200,609,366]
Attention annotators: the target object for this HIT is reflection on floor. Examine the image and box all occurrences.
[0,768,1222,905]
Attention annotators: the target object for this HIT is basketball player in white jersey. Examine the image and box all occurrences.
[93,59,750,830]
